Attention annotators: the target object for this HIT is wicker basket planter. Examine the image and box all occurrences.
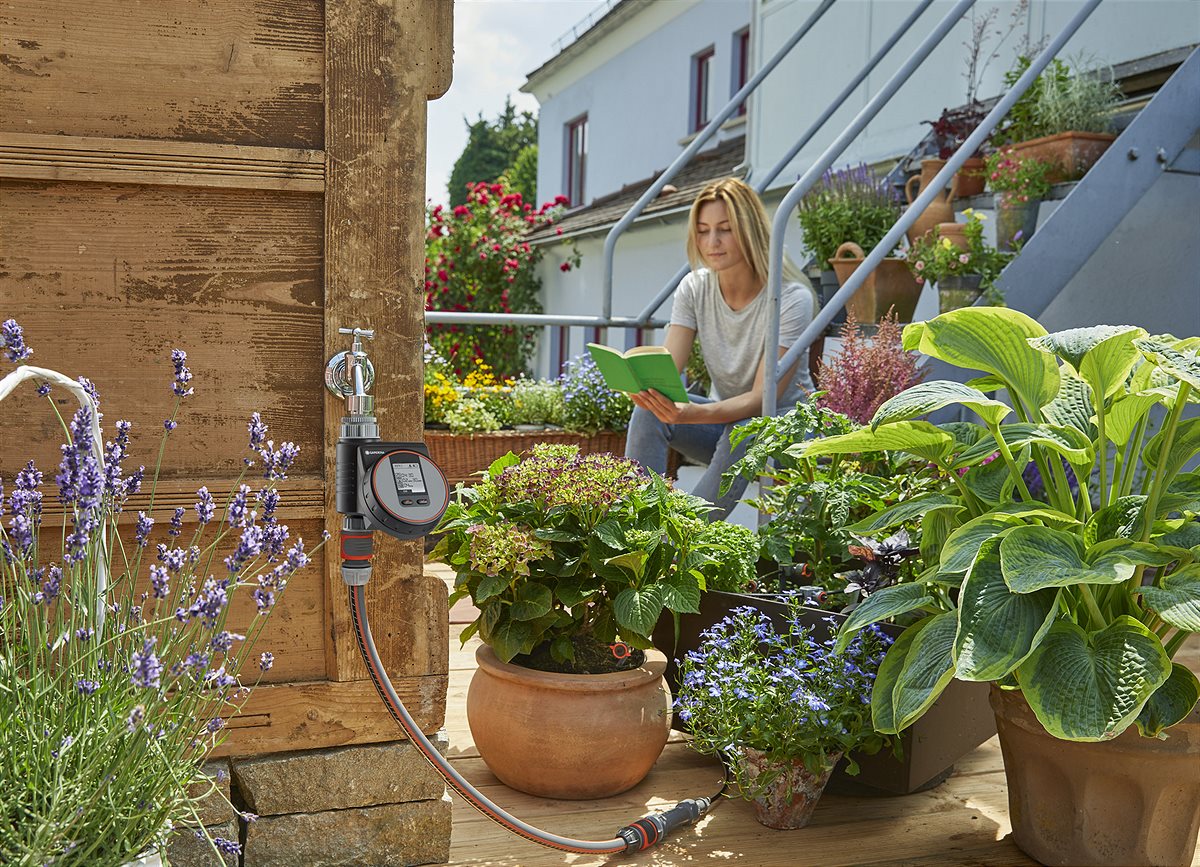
[423,428,627,487]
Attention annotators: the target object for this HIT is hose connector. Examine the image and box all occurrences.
[616,797,712,853]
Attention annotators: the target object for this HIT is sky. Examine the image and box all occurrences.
[425,0,611,206]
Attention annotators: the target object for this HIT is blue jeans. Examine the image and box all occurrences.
[625,396,788,521]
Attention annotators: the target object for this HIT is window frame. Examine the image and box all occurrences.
[690,45,715,134]
[731,28,751,117]
[564,113,588,207]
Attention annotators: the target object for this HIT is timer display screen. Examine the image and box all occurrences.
[390,457,427,495]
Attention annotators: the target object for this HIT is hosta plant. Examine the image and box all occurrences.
[799,307,1200,742]
[431,444,753,673]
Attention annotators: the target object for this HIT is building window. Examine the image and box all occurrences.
[690,46,714,133]
[565,114,587,207]
[732,28,750,116]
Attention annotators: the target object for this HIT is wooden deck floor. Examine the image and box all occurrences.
[431,565,1200,867]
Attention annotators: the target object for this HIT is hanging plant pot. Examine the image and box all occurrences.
[1009,131,1116,184]
[994,193,1040,251]
[741,748,840,829]
[991,685,1200,867]
[467,644,672,799]
[828,242,923,324]
[937,274,983,313]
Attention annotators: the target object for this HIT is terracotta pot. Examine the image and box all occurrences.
[937,274,983,314]
[991,685,1200,867]
[1009,131,1116,185]
[827,242,922,324]
[467,644,672,799]
[742,748,839,829]
[935,221,969,250]
[904,158,957,244]
[954,156,987,199]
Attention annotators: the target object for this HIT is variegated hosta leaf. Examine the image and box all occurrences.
[1030,325,1146,404]
[953,423,1093,472]
[1143,416,1200,482]
[833,583,935,655]
[1086,538,1182,569]
[959,447,1021,506]
[871,611,957,734]
[1103,391,1161,445]
[940,514,1022,573]
[1084,496,1148,545]
[943,421,989,450]
[990,502,1081,526]
[1017,617,1171,741]
[871,381,1011,430]
[1135,336,1200,391]
[1043,371,1095,436]
[956,537,1058,680]
[1159,519,1200,550]
[911,308,1059,418]
[1135,663,1200,738]
[964,374,1008,393]
[1139,565,1200,631]
[999,525,1134,593]
[845,493,961,534]
[788,420,955,465]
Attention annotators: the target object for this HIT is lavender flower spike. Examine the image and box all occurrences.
[1,319,32,363]
[171,349,194,398]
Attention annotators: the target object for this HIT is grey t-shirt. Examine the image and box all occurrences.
[669,268,816,410]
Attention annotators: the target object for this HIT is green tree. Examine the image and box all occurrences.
[501,144,538,205]
[448,98,537,206]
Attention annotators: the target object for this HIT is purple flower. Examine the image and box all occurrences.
[103,420,132,500]
[135,512,154,547]
[179,577,230,628]
[163,419,177,432]
[157,545,187,573]
[126,704,145,731]
[259,651,274,672]
[258,440,299,481]
[149,564,169,599]
[36,382,50,397]
[204,666,237,690]
[130,638,162,689]
[262,521,289,560]
[168,506,185,538]
[34,565,62,604]
[284,539,310,573]
[225,525,264,574]
[227,485,250,528]
[248,412,268,451]
[76,680,100,696]
[171,349,194,398]
[75,627,94,642]
[195,487,215,524]
[210,631,243,653]
[205,717,225,734]
[252,586,275,611]
[1,319,32,363]
[214,838,240,857]
[257,487,280,521]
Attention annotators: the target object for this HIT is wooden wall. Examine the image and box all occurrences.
[0,0,454,756]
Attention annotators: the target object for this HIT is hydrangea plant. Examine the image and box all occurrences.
[0,319,324,865]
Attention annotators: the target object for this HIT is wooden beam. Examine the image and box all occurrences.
[322,0,451,699]
[210,674,447,757]
[0,133,324,192]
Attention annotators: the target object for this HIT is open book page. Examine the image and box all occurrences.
[586,343,689,403]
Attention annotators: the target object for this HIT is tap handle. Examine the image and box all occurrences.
[339,327,375,340]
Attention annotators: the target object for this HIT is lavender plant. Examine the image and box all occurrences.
[0,319,325,866]
[675,600,891,791]
[796,163,904,267]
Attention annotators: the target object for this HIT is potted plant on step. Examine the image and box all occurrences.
[675,600,892,829]
[803,307,1200,866]
[432,444,723,799]
[798,164,919,324]
[906,209,1013,312]
[984,147,1053,251]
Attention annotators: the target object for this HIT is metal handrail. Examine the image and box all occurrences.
[634,0,938,326]
[763,0,1106,417]
[599,0,837,321]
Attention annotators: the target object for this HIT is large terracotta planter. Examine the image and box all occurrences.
[1009,130,1116,184]
[991,685,1200,867]
[741,748,840,829]
[954,156,987,198]
[904,158,957,244]
[828,242,923,323]
[467,644,672,799]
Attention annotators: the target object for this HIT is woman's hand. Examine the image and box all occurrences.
[630,388,691,424]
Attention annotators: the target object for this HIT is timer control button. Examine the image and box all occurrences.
[416,498,430,506]
[401,498,415,506]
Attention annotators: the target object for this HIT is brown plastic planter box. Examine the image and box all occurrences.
[651,590,995,795]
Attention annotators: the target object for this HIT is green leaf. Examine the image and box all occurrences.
[490,618,535,663]
[944,421,990,450]
[990,502,1081,526]
[872,611,958,734]
[845,493,961,534]
[1084,496,1148,545]
[964,374,1008,392]
[509,583,553,621]
[534,527,585,543]
[790,421,955,464]
[613,584,665,638]
[1135,663,1200,738]
[1143,417,1200,482]
[475,572,511,603]
[1042,371,1095,436]
[940,514,1022,573]
[999,525,1134,592]
[901,321,927,352]
[1135,337,1200,391]
[1104,392,1161,446]
[550,634,575,664]
[913,307,1059,416]
[921,508,958,571]
[592,520,626,550]
[658,572,701,615]
[603,550,648,580]
[1017,617,1171,741]
[487,451,521,478]
[833,584,934,655]
[956,537,1059,680]
[871,381,1012,429]
[954,423,1093,472]
[1086,539,1181,569]
[1159,520,1200,550]
[1140,565,1200,631]
[1030,325,1146,401]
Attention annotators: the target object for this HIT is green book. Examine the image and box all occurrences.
[586,343,690,404]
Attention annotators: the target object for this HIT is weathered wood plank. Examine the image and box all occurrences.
[0,180,323,482]
[0,132,324,191]
[211,674,447,758]
[0,0,323,148]
[323,0,447,695]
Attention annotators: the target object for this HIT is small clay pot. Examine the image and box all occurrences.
[954,156,987,198]
[742,748,840,830]
[935,221,969,250]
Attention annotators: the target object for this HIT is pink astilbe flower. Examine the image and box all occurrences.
[816,309,926,425]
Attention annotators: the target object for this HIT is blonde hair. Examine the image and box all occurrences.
[686,177,812,293]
